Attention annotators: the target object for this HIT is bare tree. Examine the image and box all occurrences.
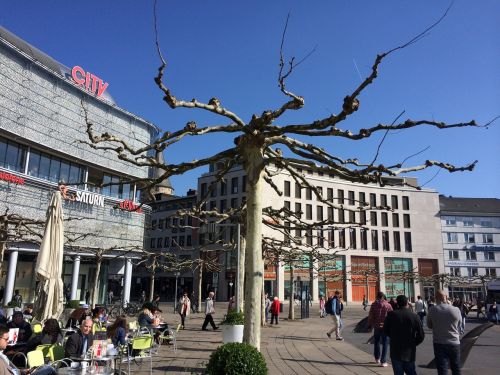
[80,5,492,348]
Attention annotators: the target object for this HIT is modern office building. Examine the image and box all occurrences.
[0,26,158,305]
[197,162,444,303]
[439,196,500,301]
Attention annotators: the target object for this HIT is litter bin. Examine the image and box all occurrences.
[279,302,284,313]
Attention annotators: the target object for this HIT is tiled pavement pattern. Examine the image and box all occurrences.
[129,303,500,374]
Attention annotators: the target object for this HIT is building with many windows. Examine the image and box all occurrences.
[0,26,157,305]
[439,196,500,301]
[197,162,444,303]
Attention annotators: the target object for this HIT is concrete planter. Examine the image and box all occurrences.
[221,324,244,343]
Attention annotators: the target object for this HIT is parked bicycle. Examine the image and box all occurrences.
[108,301,140,318]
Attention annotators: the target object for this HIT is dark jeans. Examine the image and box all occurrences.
[271,314,279,324]
[179,312,186,327]
[202,314,217,330]
[417,312,425,325]
[373,328,389,363]
[391,359,417,375]
[433,343,461,375]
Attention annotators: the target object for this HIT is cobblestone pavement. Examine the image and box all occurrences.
[129,302,499,374]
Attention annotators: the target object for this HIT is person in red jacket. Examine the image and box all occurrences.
[270,296,280,325]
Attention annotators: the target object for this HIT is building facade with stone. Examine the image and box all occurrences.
[439,196,500,301]
[0,26,157,305]
[197,162,444,303]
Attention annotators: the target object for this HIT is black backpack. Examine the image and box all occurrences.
[325,297,334,315]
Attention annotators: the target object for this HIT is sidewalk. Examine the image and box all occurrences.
[135,302,499,374]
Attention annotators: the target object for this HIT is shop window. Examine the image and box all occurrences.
[0,138,27,172]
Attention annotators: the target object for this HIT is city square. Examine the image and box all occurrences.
[0,1,498,374]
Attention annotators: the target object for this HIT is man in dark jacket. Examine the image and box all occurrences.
[384,295,425,375]
[65,318,94,358]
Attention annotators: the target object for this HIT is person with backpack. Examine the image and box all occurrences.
[326,291,343,340]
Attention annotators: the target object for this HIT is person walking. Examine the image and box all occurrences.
[270,296,280,325]
[427,290,462,375]
[415,295,427,326]
[264,293,271,323]
[202,291,218,331]
[319,296,326,318]
[326,290,343,340]
[178,291,191,329]
[362,295,368,311]
[368,291,393,367]
[85,290,90,305]
[384,295,425,375]
[489,301,498,324]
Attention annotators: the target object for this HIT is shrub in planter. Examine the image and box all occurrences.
[206,342,268,375]
[221,310,244,325]
[67,300,80,309]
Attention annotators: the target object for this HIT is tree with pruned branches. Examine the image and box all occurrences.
[80,5,494,349]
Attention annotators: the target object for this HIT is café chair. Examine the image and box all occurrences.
[27,350,45,368]
[127,335,153,375]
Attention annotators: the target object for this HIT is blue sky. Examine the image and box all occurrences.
[2,0,499,198]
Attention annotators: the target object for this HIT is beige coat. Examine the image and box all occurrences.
[179,296,191,316]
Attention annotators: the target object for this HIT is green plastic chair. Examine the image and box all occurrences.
[48,345,65,362]
[158,324,181,351]
[27,350,45,368]
[35,344,52,358]
[32,323,43,334]
[128,335,153,374]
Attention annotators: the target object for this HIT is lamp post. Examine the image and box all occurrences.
[173,271,181,312]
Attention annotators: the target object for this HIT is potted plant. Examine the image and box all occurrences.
[206,342,268,375]
[220,310,244,344]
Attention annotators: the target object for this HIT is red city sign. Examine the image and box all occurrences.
[71,66,109,97]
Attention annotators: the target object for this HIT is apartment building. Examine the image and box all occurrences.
[198,162,444,303]
[440,196,500,301]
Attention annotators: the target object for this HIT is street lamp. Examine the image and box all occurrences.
[173,271,181,312]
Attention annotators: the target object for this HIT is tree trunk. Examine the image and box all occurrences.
[91,257,102,309]
[289,265,295,320]
[0,241,5,278]
[242,143,265,350]
[198,265,203,313]
[237,236,246,312]
[149,272,155,301]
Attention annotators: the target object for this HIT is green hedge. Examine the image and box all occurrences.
[206,342,267,375]
[221,310,244,325]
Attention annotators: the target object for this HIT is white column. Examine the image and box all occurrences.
[70,255,81,301]
[4,251,18,304]
[123,258,133,304]
[378,256,386,296]
[311,259,319,301]
[277,261,285,300]
[344,254,352,303]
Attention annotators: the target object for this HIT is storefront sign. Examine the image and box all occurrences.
[119,200,142,213]
[0,171,24,185]
[71,66,109,97]
[59,184,105,207]
[446,260,479,267]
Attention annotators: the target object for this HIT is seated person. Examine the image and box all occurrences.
[26,318,63,352]
[137,308,153,327]
[65,307,88,329]
[65,319,94,359]
[8,311,32,343]
[92,307,107,326]
[0,325,55,375]
[22,304,34,321]
[107,316,127,346]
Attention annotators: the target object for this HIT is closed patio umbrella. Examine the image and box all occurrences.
[33,191,65,321]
